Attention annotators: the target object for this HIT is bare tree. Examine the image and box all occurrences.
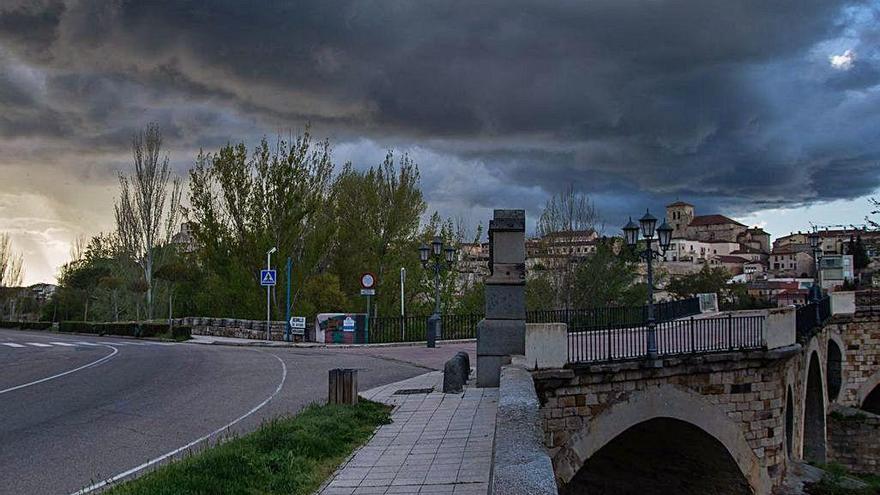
[115,124,182,320]
[0,233,24,287]
[535,185,602,309]
[69,234,88,264]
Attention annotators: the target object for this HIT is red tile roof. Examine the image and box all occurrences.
[717,255,750,264]
[688,214,746,227]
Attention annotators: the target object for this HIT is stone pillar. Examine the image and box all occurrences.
[477,209,526,387]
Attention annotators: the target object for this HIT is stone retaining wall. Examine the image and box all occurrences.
[173,317,303,342]
[828,406,880,475]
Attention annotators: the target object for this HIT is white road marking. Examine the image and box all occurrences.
[50,342,76,347]
[71,352,288,495]
[0,345,119,396]
[1,343,26,348]
[74,342,101,346]
[26,342,52,348]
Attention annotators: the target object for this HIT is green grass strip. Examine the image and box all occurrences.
[103,400,391,495]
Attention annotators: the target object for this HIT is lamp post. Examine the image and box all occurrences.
[419,236,456,348]
[266,246,276,341]
[809,227,823,322]
[623,210,673,360]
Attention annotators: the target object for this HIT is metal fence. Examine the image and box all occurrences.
[567,314,765,363]
[795,296,832,341]
[368,313,483,343]
[367,297,701,344]
[528,297,701,330]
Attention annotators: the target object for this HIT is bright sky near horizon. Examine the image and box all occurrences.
[1,1,879,285]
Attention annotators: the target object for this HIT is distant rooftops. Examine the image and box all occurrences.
[667,200,694,208]
[688,214,746,228]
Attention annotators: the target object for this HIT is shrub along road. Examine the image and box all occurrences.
[0,328,473,495]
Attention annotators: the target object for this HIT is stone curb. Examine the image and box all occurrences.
[492,362,559,495]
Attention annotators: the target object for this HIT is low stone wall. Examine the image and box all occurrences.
[492,364,558,495]
[828,406,880,475]
[173,317,303,342]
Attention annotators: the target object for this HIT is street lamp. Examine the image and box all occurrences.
[419,236,456,348]
[809,227,823,320]
[623,210,673,360]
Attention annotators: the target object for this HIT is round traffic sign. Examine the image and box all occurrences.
[360,272,376,289]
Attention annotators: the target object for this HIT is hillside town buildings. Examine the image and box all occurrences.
[456,200,868,307]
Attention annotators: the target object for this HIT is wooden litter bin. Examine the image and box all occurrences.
[328,368,358,405]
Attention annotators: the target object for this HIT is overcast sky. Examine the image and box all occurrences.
[1,1,879,284]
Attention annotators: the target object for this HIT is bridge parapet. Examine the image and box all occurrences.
[532,346,803,493]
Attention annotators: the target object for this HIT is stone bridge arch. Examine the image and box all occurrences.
[857,369,880,414]
[554,384,770,494]
[801,349,827,463]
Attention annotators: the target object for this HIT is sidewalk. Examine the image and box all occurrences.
[320,372,497,495]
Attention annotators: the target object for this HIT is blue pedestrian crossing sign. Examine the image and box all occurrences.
[260,269,277,286]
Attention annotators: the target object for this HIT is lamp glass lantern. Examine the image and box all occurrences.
[623,217,640,247]
[809,231,820,250]
[444,246,456,264]
[657,219,673,250]
[419,244,430,263]
[639,210,657,239]
[432,236,443,257]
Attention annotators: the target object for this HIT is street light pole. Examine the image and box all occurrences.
[624,211,673,361]
[400,267,406,317]
[809,227,823,323]
[266,246,277,341]
[419,236,456,348]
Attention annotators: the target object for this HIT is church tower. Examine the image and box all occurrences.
[666,201,694,238]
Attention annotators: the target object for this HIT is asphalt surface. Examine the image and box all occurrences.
[0,328,474,495]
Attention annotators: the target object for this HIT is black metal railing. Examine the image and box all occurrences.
[567,314,765,364]
[367,297,702,344]
[795,296,831,341]
[368,313,483,343]
[528,297,701,330]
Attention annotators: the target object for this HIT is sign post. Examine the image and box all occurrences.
[285,257,292,342]
[360,273,376,344]
[261,247,277,341]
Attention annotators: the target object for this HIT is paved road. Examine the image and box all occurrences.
[0,328,474,495]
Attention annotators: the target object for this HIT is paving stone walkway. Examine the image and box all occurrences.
[319,371,497,495]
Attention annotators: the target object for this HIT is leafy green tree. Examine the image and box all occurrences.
[154,258,193,327]
[848,235,870,270]
[295,273,351,321]
[666,265,732,301]
[526,274,556,311]
[329,153,426,317]
[571,239,646,308]
[187,130,334,319]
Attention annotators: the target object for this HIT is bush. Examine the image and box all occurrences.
[58,321,192,340]
[0,321,53,330]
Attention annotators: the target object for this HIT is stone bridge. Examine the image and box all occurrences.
[522,290,880,495]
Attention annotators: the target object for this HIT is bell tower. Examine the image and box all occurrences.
[666,201,694,238]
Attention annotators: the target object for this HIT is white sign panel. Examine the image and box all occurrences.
[342,317,356,332]
[289,316,306,330]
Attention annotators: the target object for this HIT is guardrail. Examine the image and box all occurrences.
[567,314,765,364]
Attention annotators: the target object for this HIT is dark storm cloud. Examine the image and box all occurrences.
[0,0,878,226]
